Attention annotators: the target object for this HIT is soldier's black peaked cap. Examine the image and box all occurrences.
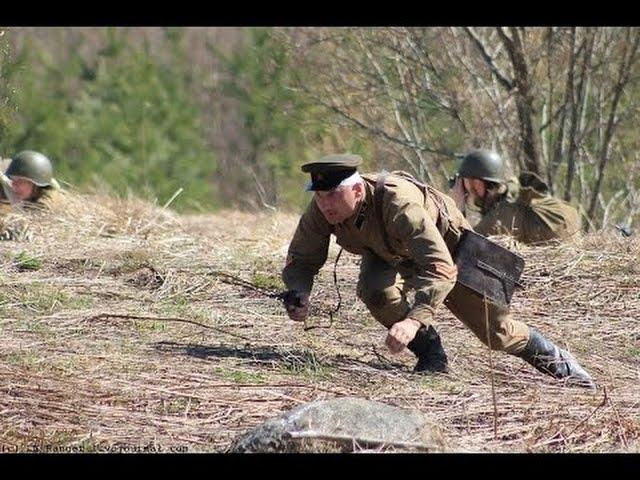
[301,154,362,191]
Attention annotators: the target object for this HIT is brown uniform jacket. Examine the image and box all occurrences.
[282,172,471,326]
[474,176,582,244]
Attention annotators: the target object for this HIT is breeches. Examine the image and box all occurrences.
[356,253,530,354]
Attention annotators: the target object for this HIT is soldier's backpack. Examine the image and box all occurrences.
[516,172,582,242]
[373,170,525,306]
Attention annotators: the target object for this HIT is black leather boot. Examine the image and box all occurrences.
[406,325,449,374]
[515,327,595,388]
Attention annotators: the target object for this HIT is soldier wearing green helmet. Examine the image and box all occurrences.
[1,151,63,208]
[1,151,64,241]
[450,149,581,244]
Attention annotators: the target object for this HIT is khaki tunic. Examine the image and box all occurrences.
[283,172,531,354]
[474,178,582,244]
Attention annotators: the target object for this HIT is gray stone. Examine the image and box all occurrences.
[229,397,451,453]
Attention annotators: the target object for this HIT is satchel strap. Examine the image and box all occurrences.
[374,172,394,252]
[374,171,459,248]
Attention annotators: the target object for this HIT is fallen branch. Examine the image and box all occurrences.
[86,313,251,341]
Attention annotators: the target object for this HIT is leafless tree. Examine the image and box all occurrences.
[286,26,640,229]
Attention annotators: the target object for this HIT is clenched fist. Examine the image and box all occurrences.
[385,318,422,354]
[284,291,310,322]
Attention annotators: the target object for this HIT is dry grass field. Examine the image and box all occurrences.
[1,192,639,453]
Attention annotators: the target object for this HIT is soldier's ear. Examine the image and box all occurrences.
[352,181,364,199]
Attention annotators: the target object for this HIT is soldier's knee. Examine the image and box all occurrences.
[357,286,389,309]
[358,279,406,309]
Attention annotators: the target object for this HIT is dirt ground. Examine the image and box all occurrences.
[1,193,639,453]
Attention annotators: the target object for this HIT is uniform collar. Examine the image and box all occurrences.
[353,180,374,229]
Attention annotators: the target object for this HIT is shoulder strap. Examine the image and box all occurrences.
[425,184,455,235]
[374,172,394,252]
[374,171,460,250]
[389,171,451,221]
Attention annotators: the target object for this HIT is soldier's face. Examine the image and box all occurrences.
[463,178,487,207]
[10,177,37,201]
[314,183,364,224]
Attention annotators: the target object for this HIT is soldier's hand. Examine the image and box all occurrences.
[450,176,467,213]
[385,318,422,354]
[284,291,310,322]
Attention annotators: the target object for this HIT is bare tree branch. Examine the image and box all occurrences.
[464,27,514,91]
[588,28,640,221]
